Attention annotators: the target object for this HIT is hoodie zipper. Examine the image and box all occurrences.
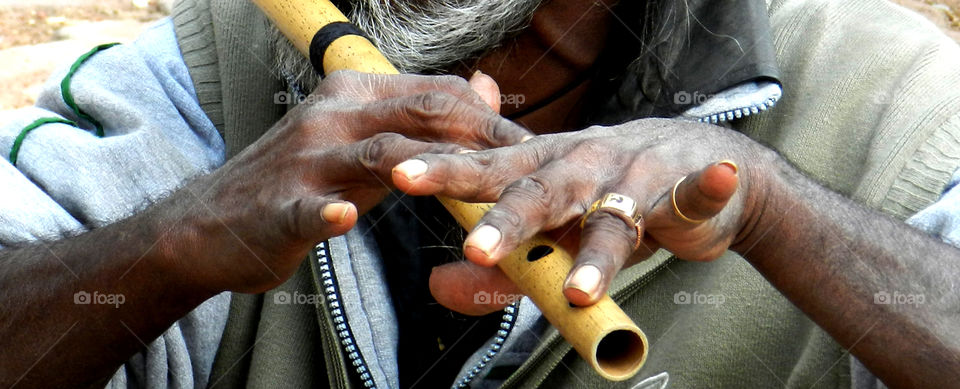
[315,242,378,389]
[500,256,676,389]
[451,300,521,389]
[696,95,779,125]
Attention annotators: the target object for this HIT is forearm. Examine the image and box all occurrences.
[0,190,215,388]
[0,68,525,387]
[736,155,960,387]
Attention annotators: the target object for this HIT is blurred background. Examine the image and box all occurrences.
[0,0,170,111]
[0,0,957,111]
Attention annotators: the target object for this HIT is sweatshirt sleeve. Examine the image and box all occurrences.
[0,18,230,389]
[0,18,225,241]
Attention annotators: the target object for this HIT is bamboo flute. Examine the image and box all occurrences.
[252,0,649,380]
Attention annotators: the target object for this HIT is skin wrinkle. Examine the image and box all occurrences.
[239,3,960,385]
[395,113,960,382]
[3,4,960,383]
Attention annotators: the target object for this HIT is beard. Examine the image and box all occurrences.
[272,0,543,91]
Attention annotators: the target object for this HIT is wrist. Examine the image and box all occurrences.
[149,188,223,299]
[729,148,794,264]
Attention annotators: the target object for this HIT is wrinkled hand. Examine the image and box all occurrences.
[390,119,772,314]
[168,71,531,294]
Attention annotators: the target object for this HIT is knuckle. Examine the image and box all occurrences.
[469,153,531,197]
[480,115,515,145]
[471,151,496,168]
[455,153,505,199]
[280,198,311,240]
[503,176,550,200]
[484,207,525,234]
[410,91,459,123]
[359,133,403,169]
[497,176,553,223]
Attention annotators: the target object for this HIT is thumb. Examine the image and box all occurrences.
[672,160,739,221]
[281,198,357,242]
[645,160,739,262]
[429,261,523,316]
[468,70,501,113]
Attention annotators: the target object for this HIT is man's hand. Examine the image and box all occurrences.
[389,118,960,387]
[0,70,531,387]
[389,119,765,312]
[167,70,531,294]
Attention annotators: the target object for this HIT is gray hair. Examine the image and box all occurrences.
[272,0,542,90]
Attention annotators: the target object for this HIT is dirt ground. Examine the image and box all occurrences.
[893,0,960,41]
[0,0,958,110]
[0,1,166,50]
[0,0,167,109]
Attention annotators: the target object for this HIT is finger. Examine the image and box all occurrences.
[563,208,639,306]
[643,160,740,262]
[362,91,533,148]
[323,133,467,186]
[278,198,358,243]
[459,163,596,267]
[391,143,550,201]
[672,160,739,222]
[468,70,501,113]
[316,71,493,112]
[429,261,523,316]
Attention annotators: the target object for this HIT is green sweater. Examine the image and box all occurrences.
[171,0,960,387]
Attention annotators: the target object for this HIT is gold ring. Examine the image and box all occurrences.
[581,193,644,251]
[671,176,708,224]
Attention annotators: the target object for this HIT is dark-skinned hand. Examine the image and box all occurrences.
[167,70,531,294]
[389,120,770,315]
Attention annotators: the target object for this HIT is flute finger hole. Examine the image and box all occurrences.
[526,245,553,262]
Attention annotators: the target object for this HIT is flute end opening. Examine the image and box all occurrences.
[595,328,648,381]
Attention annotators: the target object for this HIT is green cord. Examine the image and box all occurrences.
[60,42,120,138]
[9,118,78,166]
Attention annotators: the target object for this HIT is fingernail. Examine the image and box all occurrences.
[565,265,602,300]
[465,225,501,257]
[457,149,477,154]
[394,159,428,181]
[520,135,535,143]
[321,202,351,224]
[472,69,484,78]
[716,159,739,175]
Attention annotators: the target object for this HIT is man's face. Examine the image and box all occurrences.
[275,0,542,88]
